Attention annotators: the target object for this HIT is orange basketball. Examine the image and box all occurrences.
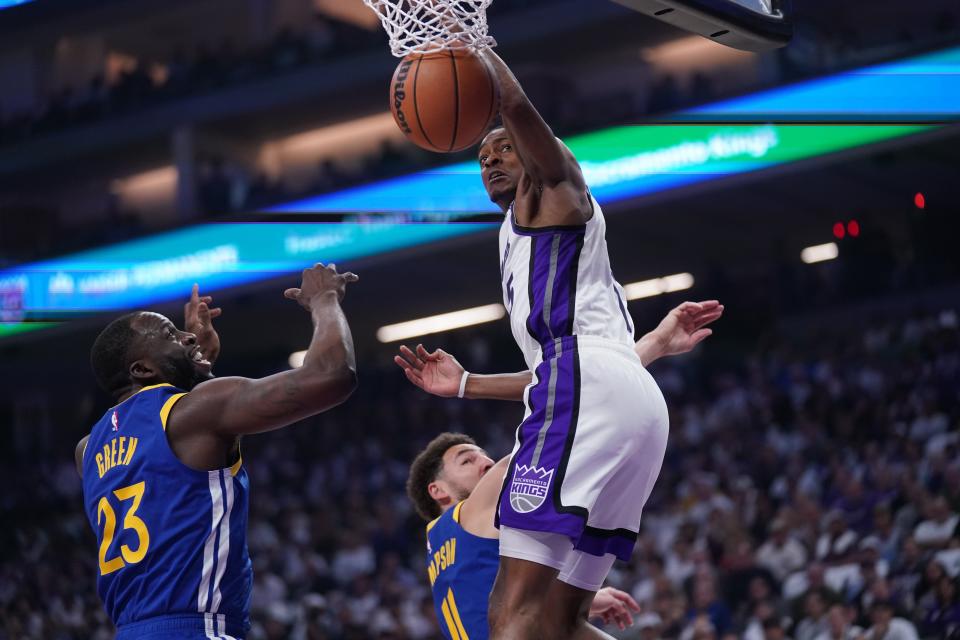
[390,49,500,153]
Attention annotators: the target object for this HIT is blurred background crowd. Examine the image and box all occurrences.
[1,296,958,639]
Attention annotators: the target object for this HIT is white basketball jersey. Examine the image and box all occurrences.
[498,195,635,370]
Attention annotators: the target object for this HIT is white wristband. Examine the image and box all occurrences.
[457,370,470,399]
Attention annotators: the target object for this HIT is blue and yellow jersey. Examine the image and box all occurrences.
[81,384,252,639]
[426,501,500,640]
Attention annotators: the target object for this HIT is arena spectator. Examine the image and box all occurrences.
[813,604,862,640]
[862,599,919,640]
[794,591,831,640]
[913,497,959,550]
[757,519,809,582]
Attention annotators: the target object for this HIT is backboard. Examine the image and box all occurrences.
[612,0,793,51]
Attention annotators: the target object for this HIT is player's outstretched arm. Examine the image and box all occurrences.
[457,455,510,538]
[394,344,530,401]
[395,301,724,400]
[479,49,590,223]
[167,263,358,437]
[634,300,724,366]
[462,369,531,401]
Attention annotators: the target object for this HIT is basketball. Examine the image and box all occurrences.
[390,49,500,153]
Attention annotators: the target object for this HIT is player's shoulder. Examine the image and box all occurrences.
[115,383,189,416]
[428,503,475,546]
[119,383,189,425]
[426,506,454,535]
[135,382,186,395]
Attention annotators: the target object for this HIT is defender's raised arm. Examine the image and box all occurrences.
[166,263,358,439]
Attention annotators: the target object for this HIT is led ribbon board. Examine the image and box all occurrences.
[681,46,960,122]
[0,123,926,337]
[271,45,959,214]
[270,124,928,214]
[0,222,492,331]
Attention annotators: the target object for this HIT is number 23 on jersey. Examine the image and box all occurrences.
[97,481,150,576]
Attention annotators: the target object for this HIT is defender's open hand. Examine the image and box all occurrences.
[184,284,223,364]
[394,344,465,397]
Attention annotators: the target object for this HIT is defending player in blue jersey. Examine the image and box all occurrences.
[76,263,358,640]
[408,435,641,640]
[400,301,724,640]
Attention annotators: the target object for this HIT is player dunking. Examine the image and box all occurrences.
[75,264,357,640]
[399,302,724,640]
[399,46,723,639]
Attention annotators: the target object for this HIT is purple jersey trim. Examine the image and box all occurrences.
[524,231,585,346]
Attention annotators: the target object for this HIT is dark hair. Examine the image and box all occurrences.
[90,312,141,395]
[406,432,477,522]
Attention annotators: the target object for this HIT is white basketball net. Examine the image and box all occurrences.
[362,0,496,57]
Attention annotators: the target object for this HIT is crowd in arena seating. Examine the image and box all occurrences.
[1,298,957,639]
[2,0,955,150]
[0,0,559,148]
[197,138,438,218]
[0,17,360,146]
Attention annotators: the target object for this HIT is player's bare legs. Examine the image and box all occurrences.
[546,580,618,640]
[489,558,617,640]
[488,558,556,639]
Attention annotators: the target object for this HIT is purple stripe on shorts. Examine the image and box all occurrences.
[575,528,638,561]
[499,336,639,561]
[499,340,581,539]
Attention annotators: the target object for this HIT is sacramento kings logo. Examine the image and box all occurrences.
[509,465,554,513]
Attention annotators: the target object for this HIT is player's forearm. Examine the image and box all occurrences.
[481,48,529,115]
[634,331,667,367]
[480,49,570,185]
[463,371,532,401]
[201,338,220,366]
[204,301,356,434]
[458,455,511,537]
[300,292,358,392]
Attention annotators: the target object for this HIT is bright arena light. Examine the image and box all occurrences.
[289,351,307,369]
[376,304,506,343]
[623,273,695,300]
[801,242,839,264]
